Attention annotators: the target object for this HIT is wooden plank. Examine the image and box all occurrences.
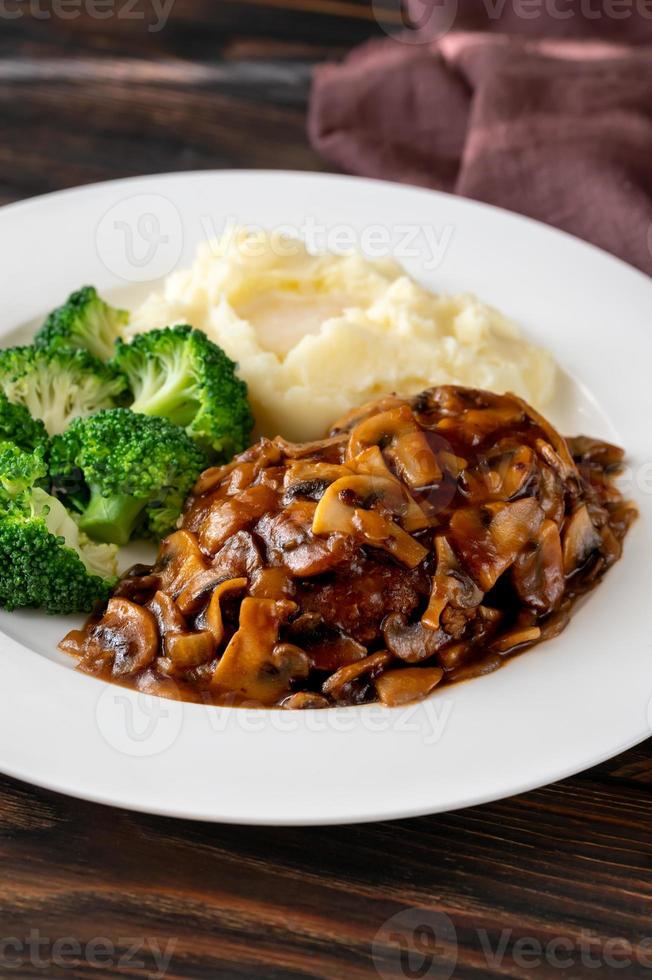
[0,768,651,978]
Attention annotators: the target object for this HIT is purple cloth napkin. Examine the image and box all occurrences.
[309,19,652,275]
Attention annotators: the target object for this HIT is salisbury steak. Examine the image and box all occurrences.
[62,386,636,708]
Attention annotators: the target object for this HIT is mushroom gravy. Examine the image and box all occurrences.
[61,386,636,708]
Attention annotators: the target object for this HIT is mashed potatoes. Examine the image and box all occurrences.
[130,229,556,442]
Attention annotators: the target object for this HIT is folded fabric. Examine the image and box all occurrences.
[309,32,652,274]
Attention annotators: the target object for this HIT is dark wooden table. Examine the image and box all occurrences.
[1,5,651,978]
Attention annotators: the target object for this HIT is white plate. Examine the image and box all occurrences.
[0,171,650,826]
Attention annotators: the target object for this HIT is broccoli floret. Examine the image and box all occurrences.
[0,444,118,614]
[0,392,48,453]
[0,440,48,496]
[0,346,128,436]
[112,325,254,460]
[35,286,129,361]
[49,408,205,546]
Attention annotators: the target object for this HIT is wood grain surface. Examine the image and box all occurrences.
[0,4,651,978]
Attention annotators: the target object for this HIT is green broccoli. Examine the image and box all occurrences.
[49,408,205,547]
[112,325,254,460]
[0,392,48,452]
[35,286,129,361]
[0,440,47,496]
[0,346,128,436]
[0,443,118,614]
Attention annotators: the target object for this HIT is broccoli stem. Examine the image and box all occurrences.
[78,489,146,546]
[130,375,196,427]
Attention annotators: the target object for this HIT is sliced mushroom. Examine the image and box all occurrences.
[538,464,565,525]
[538,600,571,641]
[312,475,428,568]
[305,633,368,673]
[271,643,311,681]
[348,446,430,532]
[219,461,258,494]
[597,523,623,569]
[212,530,263,581]
[148,591,187,637]
[512,395,577,479]
[436,641,470,671]
[283,460,351,497]
[59,628,87,658]
[382,613,449,663]
[512,520,564,613]
[322,650,391,703]
[281,691,330,709]
[567,436,625,470]
[414,384,496,420]
[192,460,252,497]
[284,612,369,672]
[534,439,579,491]
[200,577,248,646]
[492,625,541,655]
[464,445,536,504]
[111,564,159,604]
[257,500,354,577]
[273,433,349,459]
[438,450,469,478]
[328,395,406,435]
[198,483,279,556]
[156,530,208,597]
[176,569,231,616]
[210,597,298,705]
[190,442,283,503]
[347,405,442,488]
[159,630,215,677]
[457,404,525,439]
[562,504,602,575]
[422,535,483,630]
[375,667,444,706]
[131,670,189,701]
[435,604,504,670]
[192,463,235,497]
[449,498,544,591]
[89,597,158,677]
[249,566,295,600]
[446,652,504,683]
